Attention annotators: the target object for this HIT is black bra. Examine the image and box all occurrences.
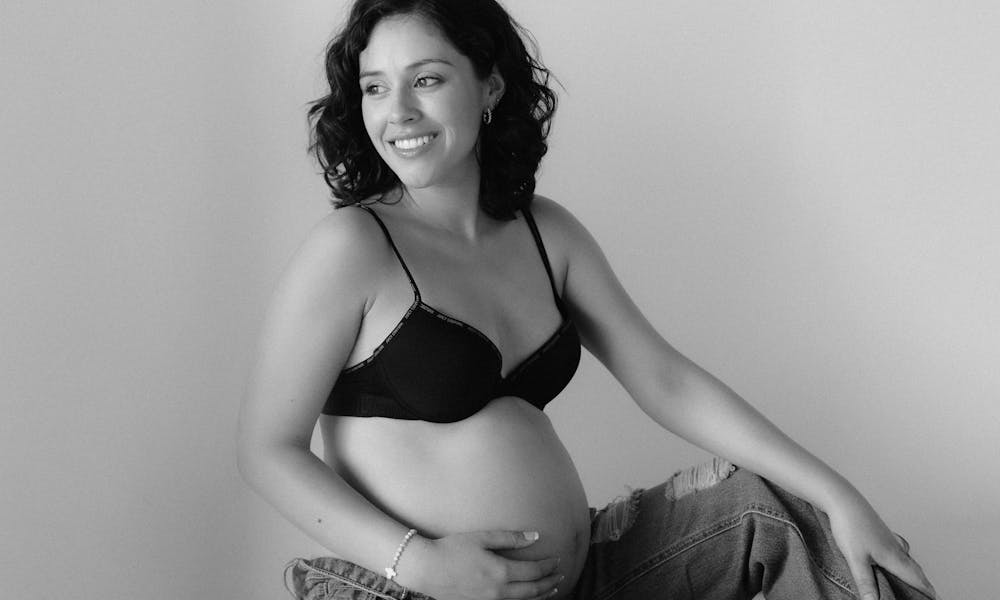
[322,204,581,423]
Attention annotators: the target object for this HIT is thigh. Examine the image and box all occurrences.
[571,460,848,600]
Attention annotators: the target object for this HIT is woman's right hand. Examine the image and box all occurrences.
[402,530,564,600]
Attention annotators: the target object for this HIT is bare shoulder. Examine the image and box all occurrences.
[522,195,604,295]
[528,194,578,229]
[528,194,601,256]
[273,204,392,314]
[300,204,387,262]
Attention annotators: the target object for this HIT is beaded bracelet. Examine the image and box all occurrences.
[384,528,418,581]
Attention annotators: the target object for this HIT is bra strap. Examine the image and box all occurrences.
[355,204,421,301]
[521,207,563,308]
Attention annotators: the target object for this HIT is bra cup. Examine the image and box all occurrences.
[504,324,581,409]
[378,309,501,422]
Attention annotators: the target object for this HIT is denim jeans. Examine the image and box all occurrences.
[285,460,931,600]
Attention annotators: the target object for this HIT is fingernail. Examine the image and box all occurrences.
[523,531,539,541]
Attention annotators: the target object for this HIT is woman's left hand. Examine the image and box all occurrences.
[826,492,937,600]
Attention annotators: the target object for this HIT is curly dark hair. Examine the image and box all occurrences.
[308,0,557,220]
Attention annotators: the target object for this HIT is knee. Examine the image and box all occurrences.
[724,468,824,527]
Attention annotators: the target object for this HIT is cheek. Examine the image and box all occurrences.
[361,104,382,146]
[444,95,484,144]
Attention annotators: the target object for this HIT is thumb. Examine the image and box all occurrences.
[475,530,540,550]
[846,555,879,600]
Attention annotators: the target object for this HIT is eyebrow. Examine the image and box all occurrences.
[359,58,455,80]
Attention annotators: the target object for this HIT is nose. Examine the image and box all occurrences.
[388,87,419,124]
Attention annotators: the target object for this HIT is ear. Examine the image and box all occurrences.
[484,66,505,109]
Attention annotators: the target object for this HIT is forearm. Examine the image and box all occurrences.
[631,355,861,512]
[237,441,426,581]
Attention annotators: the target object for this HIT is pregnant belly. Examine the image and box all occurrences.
[321,397,592,594]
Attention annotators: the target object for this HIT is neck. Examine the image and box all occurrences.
[400,163,489,240]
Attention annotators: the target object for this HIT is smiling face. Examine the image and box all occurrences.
[359,14,503,192]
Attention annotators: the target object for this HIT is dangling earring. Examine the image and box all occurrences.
[482,107,493,125]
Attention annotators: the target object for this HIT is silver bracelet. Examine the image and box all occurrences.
[384,528,418,581]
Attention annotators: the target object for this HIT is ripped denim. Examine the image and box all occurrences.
[285,460,932,600]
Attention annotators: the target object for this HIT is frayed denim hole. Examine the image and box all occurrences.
[590,487,643,543]
[664,457,737,501]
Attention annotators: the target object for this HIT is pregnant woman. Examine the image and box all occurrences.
[237,1,937,599]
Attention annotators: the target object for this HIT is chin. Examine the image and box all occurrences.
[395,171,442,190]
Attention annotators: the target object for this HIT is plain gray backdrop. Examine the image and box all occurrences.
[2,1,997,598]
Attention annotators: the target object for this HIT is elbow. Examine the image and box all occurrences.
[629,359,705,422]
[235,431,262,488]
[234,409,276,486]
[235,427,279,490]
[236,437,286,497]
[235,428,313,492]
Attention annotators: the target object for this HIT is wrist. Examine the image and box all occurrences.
[391,534,435,591]
[816,473,867,514]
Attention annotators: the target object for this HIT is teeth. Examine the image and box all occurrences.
[392,135,434,150]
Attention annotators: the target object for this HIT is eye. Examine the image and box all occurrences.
[362,83,386,96]
[414,75,441,88]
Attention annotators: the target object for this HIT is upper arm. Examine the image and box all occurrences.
[530,196,693,406]
[237,208,382,451]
